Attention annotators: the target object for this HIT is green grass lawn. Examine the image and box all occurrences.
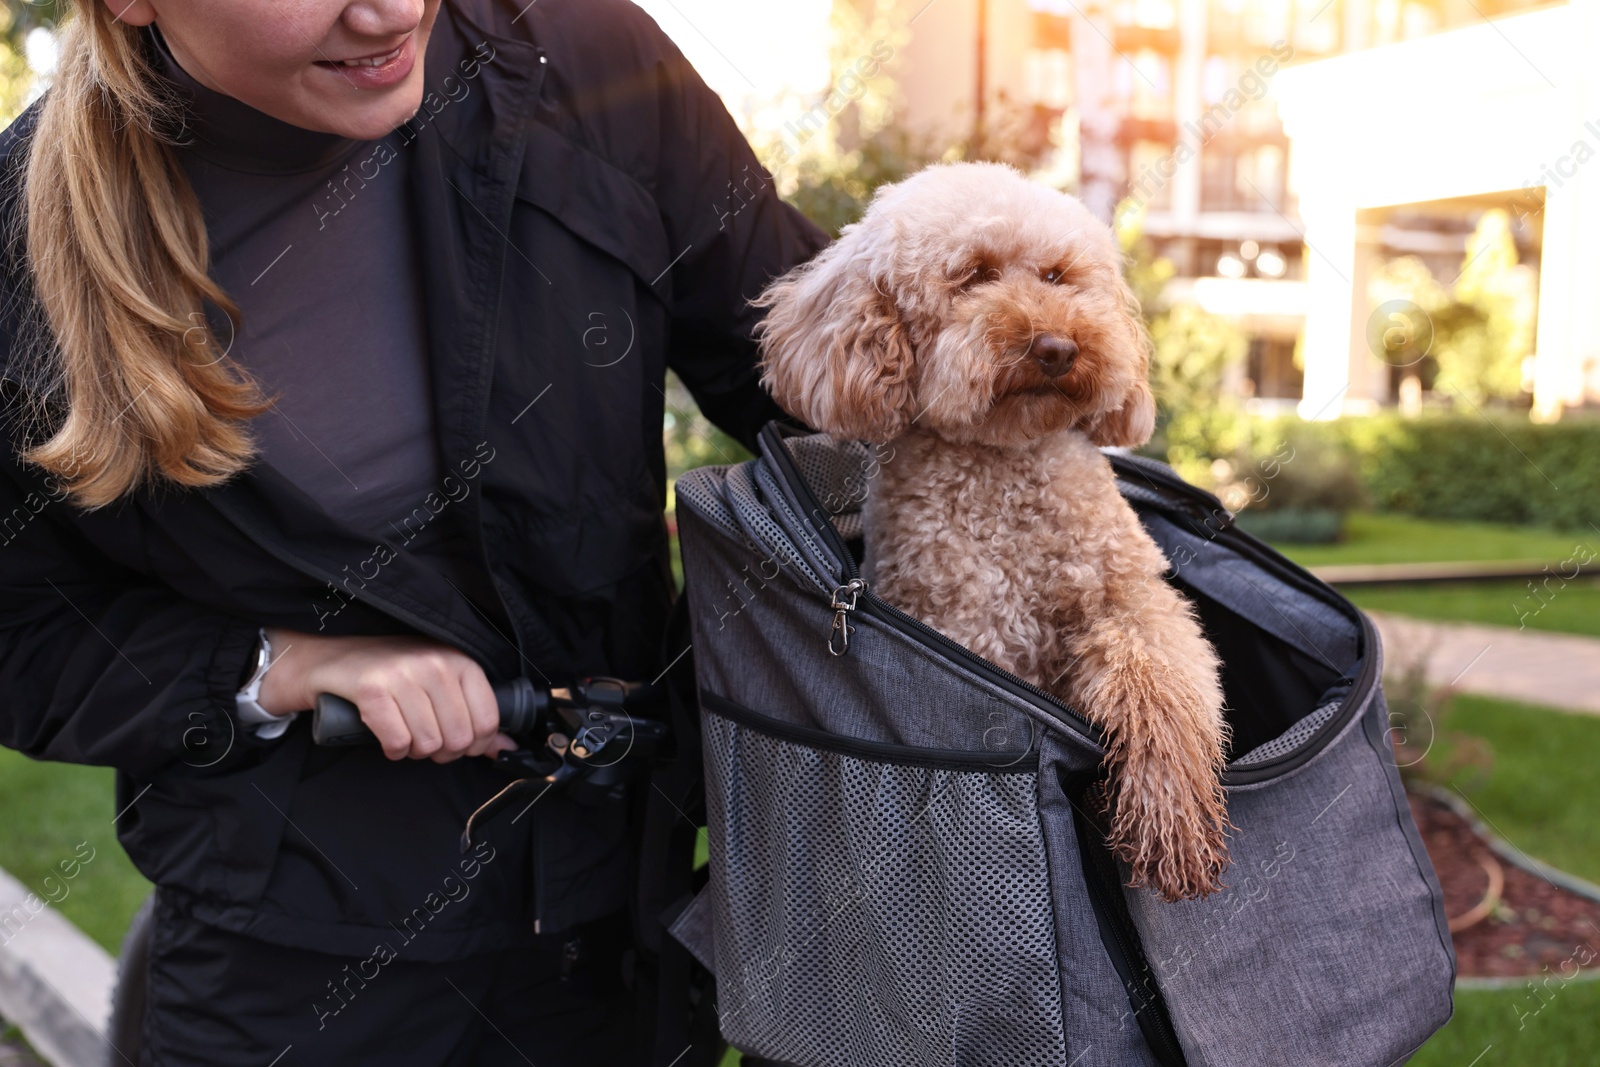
[1407,695,1600,1064]
[1430,695,1600,885]
[1268,513,1600,639]
[1345,578,1600,639]
[0,746,150,952]
[1274,512,1594,569]
[1410,981,1600,1067]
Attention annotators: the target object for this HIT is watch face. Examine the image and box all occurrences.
[241,630,272,693]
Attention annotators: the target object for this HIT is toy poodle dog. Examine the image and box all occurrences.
[755,162,1230,902]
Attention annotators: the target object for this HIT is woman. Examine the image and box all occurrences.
[0,0,824,1062]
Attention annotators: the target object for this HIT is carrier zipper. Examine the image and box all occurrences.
[1072,798,1189,1067]
[859,590,1096,737]
[1106,453,1382,783]
[702,691,1039,772]
[759,427,1100,744]
[1109,453,1344,616]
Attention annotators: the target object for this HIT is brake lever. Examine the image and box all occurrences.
[464,700,667,851]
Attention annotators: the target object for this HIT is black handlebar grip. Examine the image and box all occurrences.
[311,693,372,746]
[310,679,541,747]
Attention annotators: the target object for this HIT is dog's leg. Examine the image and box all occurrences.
[1053,522,1231,902]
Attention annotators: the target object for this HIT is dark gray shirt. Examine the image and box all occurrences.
[154,30,499,611]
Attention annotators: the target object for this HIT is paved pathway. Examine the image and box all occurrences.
[1370,611,1600,716]
[1310,558,1599,585]
[0,867,115,1067]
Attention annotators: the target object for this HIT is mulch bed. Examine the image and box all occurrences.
[1409,792,1600,978]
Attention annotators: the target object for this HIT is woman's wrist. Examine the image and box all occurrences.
[254,627,318,716]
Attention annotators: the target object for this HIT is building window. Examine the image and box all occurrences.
[1023,48,1074,110]
[1114,49,1174,121]
[1246,336,1303,399]
[1113,0,1178,29]
[1126,140,1176,210]
[1238,142,1285,207]
[1201,142,1287,212]
[1199,55,1283,136]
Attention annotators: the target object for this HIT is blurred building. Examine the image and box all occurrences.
[892,0,1568,414]
[1277,0,1596,420]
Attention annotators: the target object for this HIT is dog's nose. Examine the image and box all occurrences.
[1030,335,1078,377]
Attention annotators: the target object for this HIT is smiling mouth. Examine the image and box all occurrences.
[318,41,407,68]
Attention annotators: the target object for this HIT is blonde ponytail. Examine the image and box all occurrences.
[18,3,267,508]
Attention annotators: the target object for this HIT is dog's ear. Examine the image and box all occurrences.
[1087,379,1156,448]
[1086,269,1157,448]
[755,229,915,443]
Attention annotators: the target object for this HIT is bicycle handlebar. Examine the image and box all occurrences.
[311,678,547,746]
[308,676,671,850]
[310,677,667,773]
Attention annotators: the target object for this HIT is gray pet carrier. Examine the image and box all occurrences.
[669,424,1455,1067]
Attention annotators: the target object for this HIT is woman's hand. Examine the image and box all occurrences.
[256,629,514,762]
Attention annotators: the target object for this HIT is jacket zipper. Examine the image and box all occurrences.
[207,496,503,668]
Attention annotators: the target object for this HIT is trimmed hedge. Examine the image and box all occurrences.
[1339,413,1600,530]
[1215,412,1600,531]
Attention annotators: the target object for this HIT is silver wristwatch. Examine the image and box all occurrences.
[235,628,296,737]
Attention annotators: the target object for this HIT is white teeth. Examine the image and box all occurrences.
[338,45,403,68]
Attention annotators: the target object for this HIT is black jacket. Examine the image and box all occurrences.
[0,0,825,955]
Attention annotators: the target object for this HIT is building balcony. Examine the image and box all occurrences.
[1164,276,1309,334]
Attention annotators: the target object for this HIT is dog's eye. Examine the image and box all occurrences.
[959,263,1001,290]
[1042,268,1067,285]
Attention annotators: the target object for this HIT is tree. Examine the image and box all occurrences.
[1117,203,1249,480]
[1441,209,1537,405]
[0,1,59,126]
[1367,210,1538,408]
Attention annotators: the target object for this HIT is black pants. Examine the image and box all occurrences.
[138,891,639,1066]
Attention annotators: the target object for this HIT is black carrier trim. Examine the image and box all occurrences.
[759,423,1103,748]
[701,691,1040,774]
[1106,452,1381,786]
[759,424,1378,785]
[1070,786,1190,1067]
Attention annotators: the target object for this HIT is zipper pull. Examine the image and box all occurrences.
[828,578,867,656]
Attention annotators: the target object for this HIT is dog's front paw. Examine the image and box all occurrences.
[1106,753,1231,902]
[1088,657,1231,902]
